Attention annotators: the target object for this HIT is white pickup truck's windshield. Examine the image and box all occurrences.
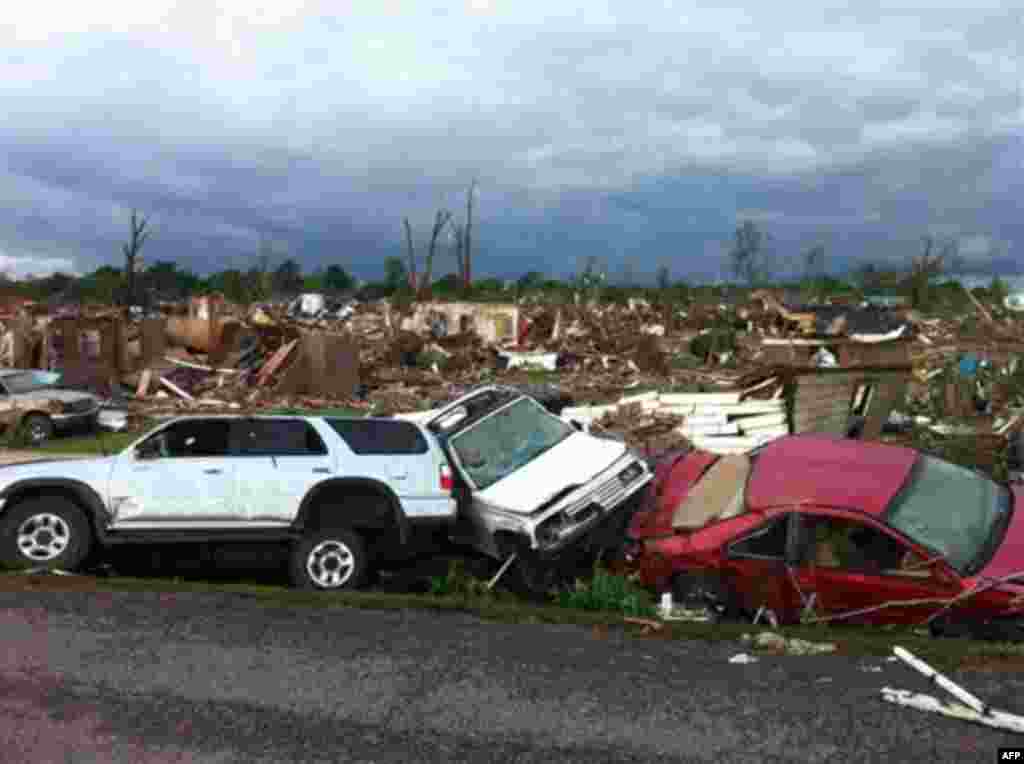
[450,397,574,490]
[1,373,49,394]
[885,455,1010,573]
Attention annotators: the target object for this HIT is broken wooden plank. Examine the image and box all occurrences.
[159,376,195,401]
[619,391,660,406]
[624,617,664,631]
[741,376,780,397]
[135,369,152,398]
[164,355,239,374]
[256,339,298,387]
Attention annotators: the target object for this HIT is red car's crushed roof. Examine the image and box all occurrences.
[746,435,917,516]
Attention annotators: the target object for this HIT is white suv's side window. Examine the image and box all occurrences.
[231,420,327,456]
[139,420,230,459]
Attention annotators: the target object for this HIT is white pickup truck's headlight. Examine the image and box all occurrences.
[489,514,525,533]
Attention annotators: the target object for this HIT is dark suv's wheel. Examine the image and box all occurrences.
[289,528,368,591]
[22,413,55,445]
[0,497,93,571]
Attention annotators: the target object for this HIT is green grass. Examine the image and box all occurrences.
[4,569,1021,670]
[26,430,142,455]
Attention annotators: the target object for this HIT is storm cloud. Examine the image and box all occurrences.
[1,0,1020,280]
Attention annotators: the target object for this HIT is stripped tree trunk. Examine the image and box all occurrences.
[420,209,452,297]
[463,180,476,289]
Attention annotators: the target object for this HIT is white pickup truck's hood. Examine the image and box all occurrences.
[476,432,627,515]
[0,456,114,489]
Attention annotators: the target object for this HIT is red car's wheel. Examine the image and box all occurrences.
[671,572,747,623]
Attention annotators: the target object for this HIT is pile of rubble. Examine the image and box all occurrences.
[1,283,1022,471]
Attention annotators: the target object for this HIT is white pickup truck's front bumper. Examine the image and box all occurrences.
[526,454,653,557]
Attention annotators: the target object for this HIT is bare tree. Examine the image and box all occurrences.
[450,221,466,285]
[403,218,418,290]
[803,244,825,280]
[910,234,956,309]
[246,237,277,302]
[729,220,763,284]
[802,244,825,299]
[462,180,476,289]
[122,210,150,305]
[656,264,671,291]
[419,209,453,296]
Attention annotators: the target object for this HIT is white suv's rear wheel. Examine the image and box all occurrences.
[0,497,92,571]
[289,528,368,590]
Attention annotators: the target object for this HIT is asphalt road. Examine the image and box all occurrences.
[2,590,1022,763]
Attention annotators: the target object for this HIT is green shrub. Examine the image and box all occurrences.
[689,329,737,360]
[557,566,656,617]
[0,420,32,449]
[429,559,493,599]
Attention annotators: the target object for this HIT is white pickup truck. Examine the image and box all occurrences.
[0,387,652,591]
[414,386,652,590]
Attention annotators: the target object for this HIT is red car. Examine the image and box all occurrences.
[627,434,1024,637]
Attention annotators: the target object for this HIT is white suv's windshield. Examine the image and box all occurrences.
[885,455,1010,573]
[449,397,574,489]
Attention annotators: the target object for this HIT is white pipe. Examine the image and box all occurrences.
[881,688,1024,735]
[893,647,986,715]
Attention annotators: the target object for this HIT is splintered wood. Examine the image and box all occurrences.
[256,339,298,386]
[135,369,152,398]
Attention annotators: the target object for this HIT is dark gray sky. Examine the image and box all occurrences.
[1,1,1021,281]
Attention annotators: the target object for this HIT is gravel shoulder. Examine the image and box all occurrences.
[1,589,1021,763]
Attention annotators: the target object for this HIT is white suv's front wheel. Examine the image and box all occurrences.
[289,528,368,591]
[0,497,92,571]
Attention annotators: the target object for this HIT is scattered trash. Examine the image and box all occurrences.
[729,653,759,664]
[812,348,838,368]
[741,632,837,656]
[97,408,129,431]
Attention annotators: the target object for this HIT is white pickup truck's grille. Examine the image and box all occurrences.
[535,457,650,549]
[562,459,645,517]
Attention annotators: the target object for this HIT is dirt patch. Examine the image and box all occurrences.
[0,572,107,593]
[959,654,1024,672]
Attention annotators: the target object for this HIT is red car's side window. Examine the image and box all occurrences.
[799,515,924,576]
[728,515,789,560]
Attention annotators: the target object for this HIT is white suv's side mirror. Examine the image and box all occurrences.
[134,440,160,460]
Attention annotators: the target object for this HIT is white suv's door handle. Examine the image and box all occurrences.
[390,472,408,480]
[204,468,222,475]
[312,467,330,474]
